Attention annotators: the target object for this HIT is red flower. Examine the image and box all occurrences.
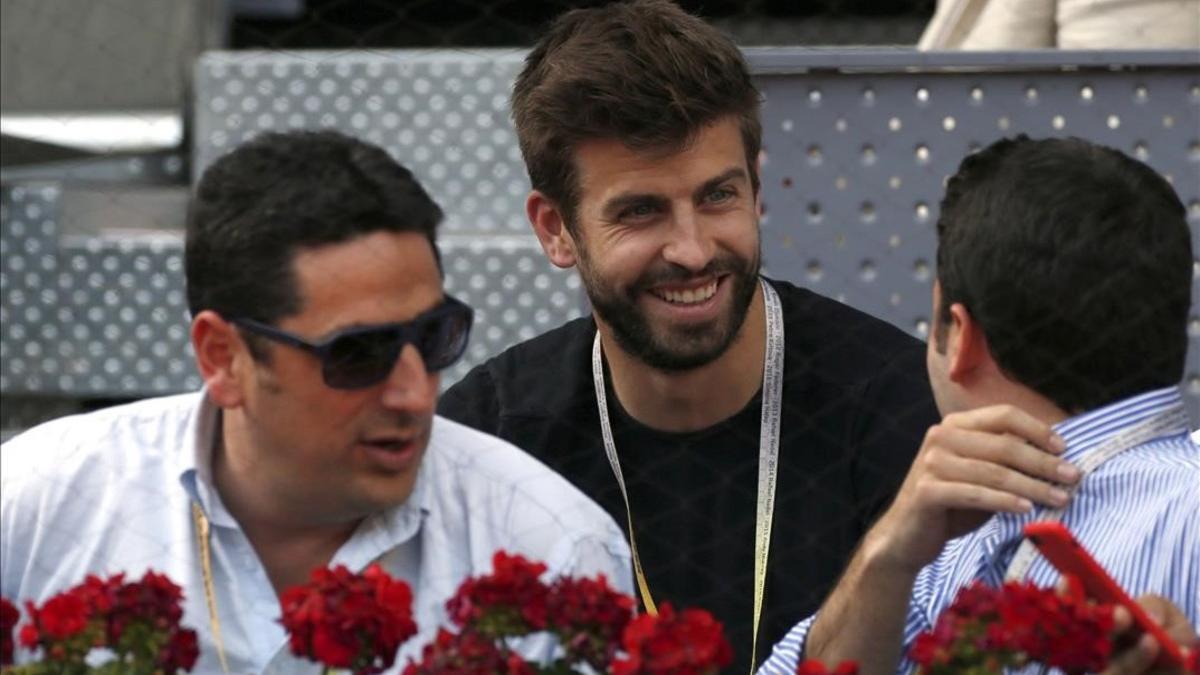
[611,602,733,675]
[445,551,550,637]
[280,562,418,675]
[910,580,1114,674]
[402,628,537,675]
[796,660,859,675]
[1,597,18,665]
[14,570,197,671]
[546,574,635,668]
[161,626,200,672]
[18,623,39,650]
[32,592,90,641]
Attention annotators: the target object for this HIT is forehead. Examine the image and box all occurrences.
[285,230,443,333]
[572,117,749,207]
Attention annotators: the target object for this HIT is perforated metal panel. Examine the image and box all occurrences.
[4,49,1197,421]
[1,183,197,396]
[193,50,531,233]
[749,50,1200,419]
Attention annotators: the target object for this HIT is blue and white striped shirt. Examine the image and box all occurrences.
[760,387,1200,674]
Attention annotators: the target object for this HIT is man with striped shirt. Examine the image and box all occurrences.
[760,136,1199,674]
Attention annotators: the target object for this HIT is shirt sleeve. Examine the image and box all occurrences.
[757,555,943,674]
[756,612,819,674]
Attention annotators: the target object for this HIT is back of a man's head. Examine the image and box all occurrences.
[511,0,761,228]
[185,130,443,333]
[935,135,1191,413]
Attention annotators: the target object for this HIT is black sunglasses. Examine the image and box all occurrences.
[231,295,474,390]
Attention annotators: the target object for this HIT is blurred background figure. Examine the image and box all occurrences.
[919,0,1200,48]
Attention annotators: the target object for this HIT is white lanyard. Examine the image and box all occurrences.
[591,277,784,673]
[1004,406,1189,581]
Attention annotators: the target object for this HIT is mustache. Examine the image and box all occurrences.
[630,254,755,291]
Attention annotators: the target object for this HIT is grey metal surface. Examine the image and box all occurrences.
[193,50,532,233]
[1,183,196,397]
[753,52,1200,418]
[745,47,1200,72]
[3,49,1197,422]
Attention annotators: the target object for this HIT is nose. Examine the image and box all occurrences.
[661,209,714,272]
[379,343,438,414]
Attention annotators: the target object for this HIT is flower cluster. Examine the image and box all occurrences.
[402,628,536,675]
[406,550,737,675]
[910,580,1114,674]
[445,552,551,637]
[795,660,859,675]
[611,602,733,675]
[5,571,198,673]
[279,563,418,675]
[409,551,641,674]
[546,575,637,669]
[278,551,737,674]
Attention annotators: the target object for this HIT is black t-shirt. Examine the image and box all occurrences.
[438,278,939,672]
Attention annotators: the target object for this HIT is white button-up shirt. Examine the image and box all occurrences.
[2,392,633,673]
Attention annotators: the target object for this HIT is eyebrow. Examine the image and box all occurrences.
[692,167,748,203]
[600,167,749,220]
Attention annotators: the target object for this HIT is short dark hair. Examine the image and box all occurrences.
[935,135,1191,413]
[512,0,762,229]
[186,130,444,348]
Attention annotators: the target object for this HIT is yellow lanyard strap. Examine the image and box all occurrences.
[192,503,232,675]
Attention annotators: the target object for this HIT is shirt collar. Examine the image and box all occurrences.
[1052,386,1189,466]
[176,390,238,527]
[980,386,1188,543]
[175,389,435,539]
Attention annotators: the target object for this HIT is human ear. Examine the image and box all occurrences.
[946,303,990,382]
[527,191,578,269]
[191,310,249,408]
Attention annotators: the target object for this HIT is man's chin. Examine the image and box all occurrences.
[632,330,735,372]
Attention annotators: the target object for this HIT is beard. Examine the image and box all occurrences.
[577,245,761,372]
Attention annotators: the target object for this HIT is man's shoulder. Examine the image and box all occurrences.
[769,278,927,382]
[1,392,202,495]
[425,415,621,534]
[440,316,596,422]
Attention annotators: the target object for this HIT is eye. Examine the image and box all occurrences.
[619,202,659,221]
[705,187,736,204]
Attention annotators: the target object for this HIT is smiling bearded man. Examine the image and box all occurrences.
[437,1,940,672]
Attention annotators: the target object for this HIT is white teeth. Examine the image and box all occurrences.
[656,281,717,305]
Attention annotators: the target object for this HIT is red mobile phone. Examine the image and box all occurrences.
[1023,521,1186,670]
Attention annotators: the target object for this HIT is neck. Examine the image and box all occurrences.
[213,414,360,595]
[970,378,1072,428]
[602,282,767,433]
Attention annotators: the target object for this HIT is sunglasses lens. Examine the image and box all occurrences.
[323,328,403,389]
[416,305,472,371]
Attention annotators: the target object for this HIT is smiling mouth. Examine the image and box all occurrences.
[650,279,719,305]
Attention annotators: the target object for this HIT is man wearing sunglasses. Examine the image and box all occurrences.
[1,130,632,672]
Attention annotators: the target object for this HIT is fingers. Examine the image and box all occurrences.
[1101,633,1160,675]
[1138,596,1200,649]
[942,404,1067,455]
[919,424,1080,507]
[914,480,1036,514]
[938,453,1071,508]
